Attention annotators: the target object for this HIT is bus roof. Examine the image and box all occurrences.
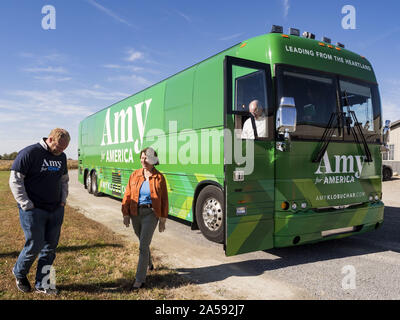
[240,32,377,83]
[81,31,377,122]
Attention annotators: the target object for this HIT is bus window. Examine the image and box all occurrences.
[339,79,381,143]
[340,80,374,132]
[232,68,268,139]
[277,68,338,140]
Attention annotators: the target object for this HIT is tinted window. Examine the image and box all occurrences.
[340,79,381,142]
[277,69,338,139]
[234,70,267,114]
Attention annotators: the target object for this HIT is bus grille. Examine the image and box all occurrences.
[111,172,121,196]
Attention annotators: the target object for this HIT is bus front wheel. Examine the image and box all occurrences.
[195,185,224,244]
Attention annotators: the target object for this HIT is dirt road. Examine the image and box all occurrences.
[67,170,400,299]
[67,170,309,299]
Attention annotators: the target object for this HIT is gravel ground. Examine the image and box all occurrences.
[68,170,400,300]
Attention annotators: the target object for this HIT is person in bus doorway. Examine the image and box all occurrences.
[9,128,70,295]
[241,99,267,139]
[121,147,168,290]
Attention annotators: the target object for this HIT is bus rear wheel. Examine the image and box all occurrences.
[85,171,92,194]
[195,185,224,244]
[91,171,102,197]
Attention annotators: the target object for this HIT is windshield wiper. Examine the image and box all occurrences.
[312,112,343,163]
[313,93,373,163]
[347,111,373,162]
[343,91,373,162]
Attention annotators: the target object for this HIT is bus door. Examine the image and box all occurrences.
[224,56,275,256]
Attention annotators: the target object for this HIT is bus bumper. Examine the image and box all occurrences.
[273,201,384,248]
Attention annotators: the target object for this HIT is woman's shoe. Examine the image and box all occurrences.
[148,264,154,271]
[132,280,145,290]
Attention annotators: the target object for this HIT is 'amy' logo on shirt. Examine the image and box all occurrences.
[41,159,62,172]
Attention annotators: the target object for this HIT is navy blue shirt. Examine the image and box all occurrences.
[11,142,68,212]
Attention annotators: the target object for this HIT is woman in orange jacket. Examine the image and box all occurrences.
[121,147,168,290]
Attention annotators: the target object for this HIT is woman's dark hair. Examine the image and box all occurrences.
[140,147,159,166]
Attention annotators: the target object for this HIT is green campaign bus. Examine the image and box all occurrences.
[78,25,387,256]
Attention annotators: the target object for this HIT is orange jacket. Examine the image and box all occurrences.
[121,168,169,218]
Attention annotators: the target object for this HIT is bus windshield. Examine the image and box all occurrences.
[339,79,382,143]
[276,66,382,142]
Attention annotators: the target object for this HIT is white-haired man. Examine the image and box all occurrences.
[241,100,267,139]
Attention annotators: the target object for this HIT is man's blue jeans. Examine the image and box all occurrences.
[13,206,64,288]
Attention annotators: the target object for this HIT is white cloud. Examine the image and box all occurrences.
[219,32,244,41]
[19,52,34,58]
[86,0,133,28]
[175,10,192,23]
[125,49,144,62]
[71,88,130,101]
[11,89,61,103]
[0,98,25,111]
[102,63,161,76]
[7,89,93,116]
[34,75,72,82]
[103,64,124,69]
[0,88,107,158]
[283,0,290,18]
[22,66,68,74]
[103,64,144,72]
[42,53,67,62]
[19,51,70,70]
[102,49,154,88]
[107,74,152,88]
[0,112,30,123]
[5,87,135,117]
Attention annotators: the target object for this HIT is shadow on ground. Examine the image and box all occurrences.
[0,243,123,259]
[176,206,400,285]
[58,271,191,293]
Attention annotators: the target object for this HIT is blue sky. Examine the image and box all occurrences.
[1,0,399,159]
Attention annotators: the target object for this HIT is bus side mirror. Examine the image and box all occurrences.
[382,120,390,145]
[276,97,297,136]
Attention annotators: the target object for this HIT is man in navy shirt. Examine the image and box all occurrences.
[9,128,70,294]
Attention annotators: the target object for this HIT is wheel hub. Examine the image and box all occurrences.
[202,198,223,231]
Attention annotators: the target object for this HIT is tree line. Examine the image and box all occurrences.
[0,152,18,160]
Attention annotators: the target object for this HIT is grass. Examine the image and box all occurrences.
[0,171,209,300]
[0,160,13,171]
[0,160,78,171]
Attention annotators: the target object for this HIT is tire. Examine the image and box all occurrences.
[195,185,224,244]
[85,171,93,194]
[383,166,392,181]
[91,171,102,197]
